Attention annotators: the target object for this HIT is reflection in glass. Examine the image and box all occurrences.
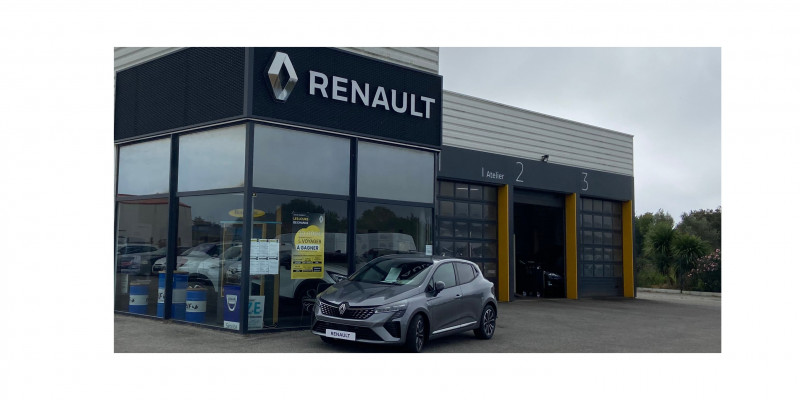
[484,204,497,220]
[356,202,432,267]
[469,185,483,200]
[357,141,434,203]
[247,194,349,330]
[469,223,483,239]
[469,203,483,219]
[583,230,593,245]
[440,181,454,198]
[115,198,170,317]
[454,222,468,238]
[484,186,497,202]
[437,241,454,257]
[439,220,453,238]
[454,242,469,258]
[484,223,497,240]
[454,183,469,199]
[117,138,170,196]
[454,202,468,218]
[253,125,350,195]
[176,193,244,327]
[439,201,454,217]
[178,125,246,192]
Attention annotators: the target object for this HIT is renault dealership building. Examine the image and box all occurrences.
[114,47,634,333]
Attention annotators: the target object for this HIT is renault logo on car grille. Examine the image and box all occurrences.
[265,51,298,102]
[339,302,348,315]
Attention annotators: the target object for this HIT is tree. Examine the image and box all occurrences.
[645,222,676,284]
[634,209,675,277]
[676,207,721,250]
[672,233,710,292]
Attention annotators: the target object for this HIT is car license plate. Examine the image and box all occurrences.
[325,329,356,341]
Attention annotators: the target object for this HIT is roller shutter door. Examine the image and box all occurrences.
[578,197,624,297]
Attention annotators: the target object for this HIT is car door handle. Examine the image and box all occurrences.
[456,294,462,297]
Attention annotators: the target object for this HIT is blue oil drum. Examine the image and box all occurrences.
[185,288,207,323]
[157,273,166,317]
[128,282,149,314]
[157,272,189,319]
[172,272,188,320]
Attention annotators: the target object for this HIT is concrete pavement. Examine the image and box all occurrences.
[115,289,720,353]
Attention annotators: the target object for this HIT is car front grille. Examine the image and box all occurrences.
[313,321,383,341]
[318,300,376,320]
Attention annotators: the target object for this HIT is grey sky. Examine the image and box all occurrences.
[439,48,721,222]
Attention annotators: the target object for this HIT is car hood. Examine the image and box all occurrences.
[321,280,420,307]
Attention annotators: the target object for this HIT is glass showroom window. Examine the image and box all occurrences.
[114,199,170,316]
[253,124,350,195]
[176,193,244,328]
[115,138,171,317]
[356,202,432,268]
[178,125,246,192]
[245,193,349,330]
[117,138,170,196]
[357,141,434,203]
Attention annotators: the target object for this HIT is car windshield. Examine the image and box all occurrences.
[183,243,217,257]
[350,259,433,286]
[220,246,242,260]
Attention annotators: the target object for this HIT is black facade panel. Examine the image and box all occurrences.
[251,48,443,148]
[114,48,245,141]
[440,146,633,201]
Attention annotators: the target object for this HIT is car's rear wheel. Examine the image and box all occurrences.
[474,305,496,339]
[404,314,426,353]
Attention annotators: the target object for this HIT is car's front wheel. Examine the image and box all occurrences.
[474,305,496,339]
[404,314,426,353]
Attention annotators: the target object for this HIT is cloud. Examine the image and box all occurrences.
[440,47,721,220]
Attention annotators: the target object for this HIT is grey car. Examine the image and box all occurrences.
[312,255,498,352]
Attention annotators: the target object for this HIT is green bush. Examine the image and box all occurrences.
[637,264,669,288]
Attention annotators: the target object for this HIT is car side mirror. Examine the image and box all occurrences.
[434,281,446,295]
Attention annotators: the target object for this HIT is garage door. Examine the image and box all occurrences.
[435,180,499,291]
[579,197,624,297]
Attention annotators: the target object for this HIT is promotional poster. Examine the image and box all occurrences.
[291,212,325,279]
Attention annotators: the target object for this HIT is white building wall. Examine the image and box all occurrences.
[114,47,438,74]
[442,91,634,176]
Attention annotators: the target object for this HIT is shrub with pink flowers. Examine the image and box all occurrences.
[687,248,721,292]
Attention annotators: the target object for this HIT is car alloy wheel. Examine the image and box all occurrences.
[405,314,426,352]
[475,305,496,339]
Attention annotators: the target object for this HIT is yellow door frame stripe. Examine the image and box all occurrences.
[622,200,635,297]
[497,185,510,302]
[565,193,578,299]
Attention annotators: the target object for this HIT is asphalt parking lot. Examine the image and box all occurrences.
[114,290,720,353]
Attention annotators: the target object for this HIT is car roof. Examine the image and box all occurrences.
[372,253,473,265]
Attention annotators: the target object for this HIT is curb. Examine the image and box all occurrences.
[637,287,721,298]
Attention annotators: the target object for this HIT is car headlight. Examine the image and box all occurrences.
[328,272,348,282]
[375,301,407,314]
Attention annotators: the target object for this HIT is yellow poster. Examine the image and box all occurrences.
[291,212,325,279]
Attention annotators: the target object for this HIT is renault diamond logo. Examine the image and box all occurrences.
[266,51,298,102]
[339,302,348,315]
